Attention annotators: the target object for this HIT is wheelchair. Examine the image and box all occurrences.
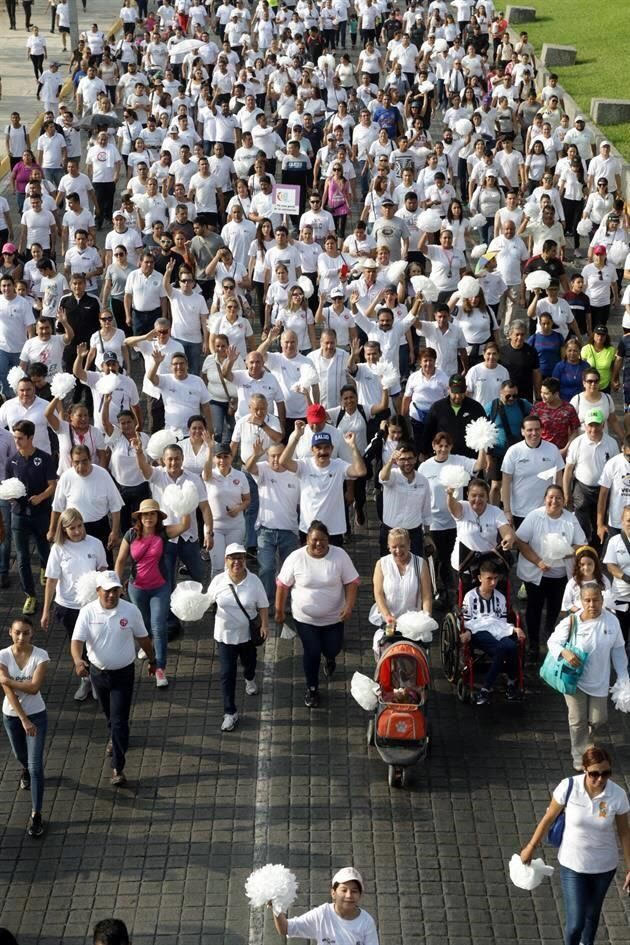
[440,548,526,704]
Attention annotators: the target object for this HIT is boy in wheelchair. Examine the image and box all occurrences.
[460,559,526,705]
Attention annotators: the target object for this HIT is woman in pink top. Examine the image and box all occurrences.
[115,499,190,689]
[11,150,42,213]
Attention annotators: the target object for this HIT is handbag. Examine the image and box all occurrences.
[229,583,265,647]
[216,360,238,416]
[539,615,588,695]
[547,777,574,847]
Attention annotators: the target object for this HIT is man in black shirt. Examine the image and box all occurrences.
[500,319,541,402]
[58,275,100,371]
[523,239,570,294]
[8,420,57,615]
[422,373,486,458]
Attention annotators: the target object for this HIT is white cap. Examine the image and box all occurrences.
[332,868,364,890]
[601,140,611,147]
[361,259,378,269]
[225,543,247,557]
[330,287,345,298]
[574,115,585,122]
[96,570,123,590]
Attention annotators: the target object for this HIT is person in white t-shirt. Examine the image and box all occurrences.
[501,415,564,527]
[19,313,73,380]
[161,258,209,375]
[146,348,212,436]
[202,443,250,572]
[273,867,378,945]
[465,341,510,404]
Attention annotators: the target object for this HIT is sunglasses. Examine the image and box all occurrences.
[180,278,192,283]
[100,316,113,322]
[114,252,125,256]
[586,769,611,779]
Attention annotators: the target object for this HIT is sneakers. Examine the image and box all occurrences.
[304,687,320,708]
[155,668,169,688]
[40,568,46,587]
[221,712,239,732]
[245,678,258,695]
[22,595,37,616]
[111,771,127,787]
[475,687,491,706]
[137,648,147,660]
[73,677,91,702]
[20,768,30,790]
[27,813,44,838]
[506,681,519,702]
[322,658,336,679]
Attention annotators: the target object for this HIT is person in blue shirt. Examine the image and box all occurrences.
[527,313,563,382]
[484,379,532,505]
[552,337,590,402]
[373,93,402,140]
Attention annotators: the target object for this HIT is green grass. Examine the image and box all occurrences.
[525,1,630,160]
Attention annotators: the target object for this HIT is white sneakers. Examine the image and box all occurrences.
[221,712,238,732]
[155,669,169,688]
[245,678,258,695]
[74,678,91,702]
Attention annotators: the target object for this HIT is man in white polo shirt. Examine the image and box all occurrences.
[147,349,213,437]
[0,376,50,454]
[563,408,618,546]
[501,414,564,529]
[222,348,286,428]
[71,570,155,787]
[124,252,168,336]
[125,318,184,433]
[379,441,432,556]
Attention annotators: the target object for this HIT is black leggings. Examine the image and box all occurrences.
[524,576,566,649]
[30,54,44,79]
[430,528,456,591]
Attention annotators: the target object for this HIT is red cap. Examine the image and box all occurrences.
[592,244,607,256]
[306,404,326,424]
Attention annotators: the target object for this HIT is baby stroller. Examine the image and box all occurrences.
[440,549,525,704]
[366,631,430,788]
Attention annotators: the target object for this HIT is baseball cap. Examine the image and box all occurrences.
[330,287,345,299]
[601,140,611,147]
[96,570,122,590]
[306,404,327,424]
[574,115,585,123]
[381,197,395,206]
[593,325,608,334]
[332,868,364,891]
[312,431,332,447]
[102,351,119,363]
[592,244,607,256]
[225,543,247,556]
[449,373,466,391]
[585,408,604,425]
[113,210,125,218]
[214,443,231,456]
[2,242,17,254]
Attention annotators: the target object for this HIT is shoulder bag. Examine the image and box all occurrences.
[546,777,574,847]
[539,614,588,695]
[215,358,238,416]
[229,582,264,647]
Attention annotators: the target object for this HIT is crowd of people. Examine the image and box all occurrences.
[0,3,630,944]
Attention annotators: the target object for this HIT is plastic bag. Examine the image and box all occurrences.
[509,854,554,890]
[280,623,296,640]
[170,581,211,622]
[525,270,551,292]
[396,611,438,643]
[610,677,630,713]
[351,671,380,711]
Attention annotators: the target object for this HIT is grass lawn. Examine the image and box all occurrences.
[525,1,630,160]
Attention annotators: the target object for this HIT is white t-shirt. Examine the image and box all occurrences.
[451,501,508,567]
[136,337,184,398]
[501,440,565,517]
[45,536,107,609]
[277,546,360,627]
[598,453,630,528]
[382,467,432,530]
[52,465,124,523]
[295,457,352,535]
[552,775,630,874]
[252,461,299,532]
[168,288,209,344]
[515,507,586,585]
[0,397,50,453]
[466,363,510,404]
[158,373,211,433]
[106,428,149,487]
[0,645,49,717]
[286,903,378,945]
[72,599,148,670]
[207,570,268,645]
[19,335,65,378]
[86,143,121,183]
[548,609,628,698]
[231,369,284,419]
[419,455,475,531]
[204,467,250,530]
[603,532,630,605]
[231,413,282,464]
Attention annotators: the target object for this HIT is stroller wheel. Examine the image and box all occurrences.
[388,765,403,789]
[366,719,375,747]
[456,677,470,703]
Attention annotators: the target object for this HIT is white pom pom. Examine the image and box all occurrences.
[95,373,120,396]
[163,480,200,516]
[0,477,27,500]
[610,678,630,713]
[438,464,471,490]
[170,581,211,622]
[455,118,473,137]
[465,417,499,452]
[608,241,629,267]
[245,864,299,913]
[75,571,100,607]
[351,671,380,711]
[542,533,574,563]
[280,622,296,640]
[297,275,314,299]
[576,218,593,237]
[458,275,481,299]
[396,610,438,643]
[410,275,439,302]
[146,429,179,460]
[509,854,554,891]
[470,243,488,260]
[524,198,541,220]
[386,260,408,283]
[298,363,320,389]
[469,213,487,230]
[50,372,77,399]
[7,366,26,393]
[379,365,400,390]
[417,210,443,233]
[433,38,448,53]
[525,270,552,292]
[418,80,434,93]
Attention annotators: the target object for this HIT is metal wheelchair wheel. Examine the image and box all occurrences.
[440,612,459,682]
[366,718,374,747]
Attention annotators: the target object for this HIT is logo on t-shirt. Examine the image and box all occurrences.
[120,618,128,627]
[33,456,42,466]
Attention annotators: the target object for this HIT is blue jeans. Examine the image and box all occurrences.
[472,630,518,690]
[127,582,170,669]
[12,508,50,596]
[90,663,135,772]
[294,619,344,690]
[0,498,11,575]
[209,399,234,446]
[164,538,205,588]
[256,526,298,606]
[244,472,259,549]
[172,338,202,376]
[3,709,47,812]
[132,307,161,336]
[0,350,20,398]
[43,167,64,188]
[216,640,256,714]
[559,865,616,945]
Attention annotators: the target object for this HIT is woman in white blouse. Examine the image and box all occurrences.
[276,520,360,708]
[201,333,243,446]
[206,543,268,733]
[521,744,630,945]
[370,527,432,657]
[446,477,515,570]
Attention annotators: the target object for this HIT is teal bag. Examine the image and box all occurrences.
[539,615,588,695]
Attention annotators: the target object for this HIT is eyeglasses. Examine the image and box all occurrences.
[223,283,235,289]
[584,378,599,384]
[586,769,611,779]
[100,316,113,322]
[180,278,192,283]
